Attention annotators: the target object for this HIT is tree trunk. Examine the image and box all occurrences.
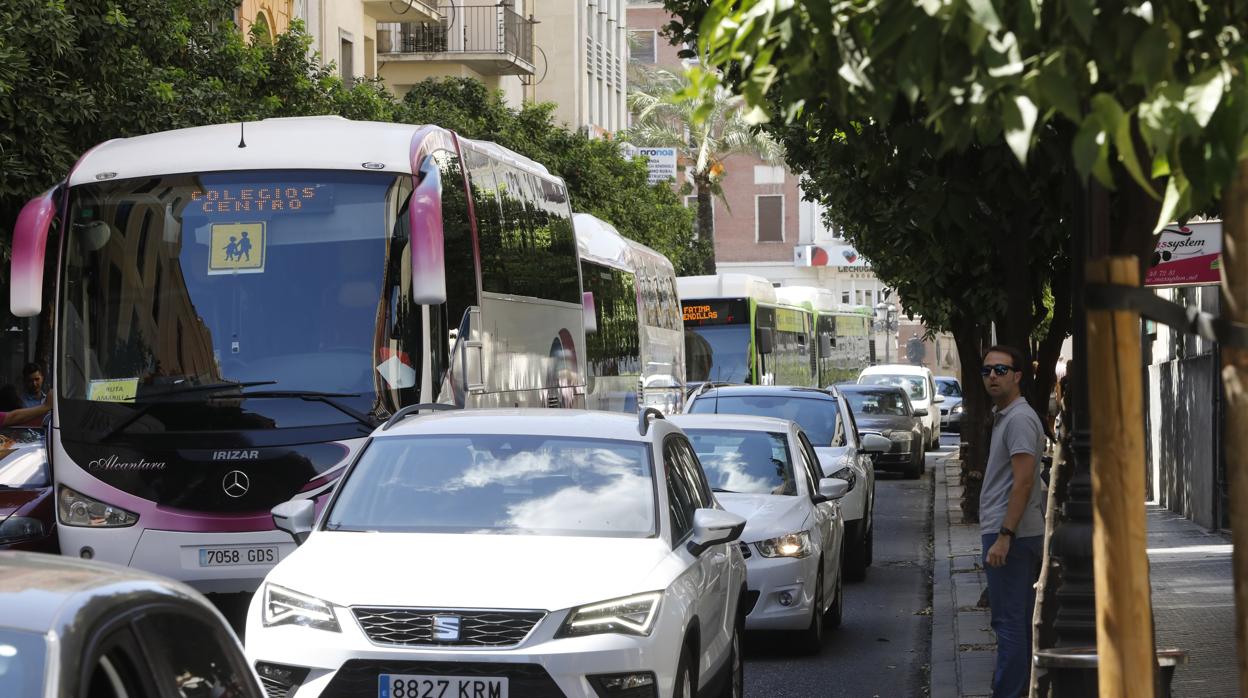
[1086,256,1156,698]
[952,315,989,522]
[1219,156,1248,698]
[694,172,716,274]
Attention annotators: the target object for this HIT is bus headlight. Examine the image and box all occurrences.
[58,486,138,527]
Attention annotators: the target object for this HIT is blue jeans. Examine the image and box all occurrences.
[982,533,1043,698]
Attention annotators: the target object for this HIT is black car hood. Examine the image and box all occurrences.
[854,414,919,431]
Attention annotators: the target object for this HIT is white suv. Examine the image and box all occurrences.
[245,407,748,698]
[858,364,944,449]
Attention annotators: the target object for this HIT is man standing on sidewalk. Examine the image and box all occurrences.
[980,345,1046,698]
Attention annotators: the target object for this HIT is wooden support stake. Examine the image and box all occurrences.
[1086,255,1155,698]
[1220,157,1248,697]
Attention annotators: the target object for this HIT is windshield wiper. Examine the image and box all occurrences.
[236,390,377,429]
[99,380,277,441]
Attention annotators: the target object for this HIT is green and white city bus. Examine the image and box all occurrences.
[678,274,816,387]
[775,286,875,387]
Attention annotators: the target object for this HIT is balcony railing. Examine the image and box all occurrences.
[377,5,533,65]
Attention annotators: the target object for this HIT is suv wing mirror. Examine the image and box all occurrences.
[686,508,746,556]
[272,499,316,545]
[860,433,892,454]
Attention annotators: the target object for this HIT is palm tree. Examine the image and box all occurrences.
[624,65,785,274]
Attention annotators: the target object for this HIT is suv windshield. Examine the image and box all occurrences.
[937,380,962,397]
[683,429,796,495]
[843,390,911,417]
[327,435,655,537]
[689,394,843,446]
[860,374,928,401]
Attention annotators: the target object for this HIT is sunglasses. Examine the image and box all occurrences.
[981,364,1019,377]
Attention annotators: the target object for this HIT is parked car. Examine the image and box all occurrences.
[685,386,887,581]
[0,550,264,698]
[0,428,56,553]
[858,364,945,449]
[836,385,925,479]
[669,413,849,654]
[936,376,964,433]
[246,408,748,698]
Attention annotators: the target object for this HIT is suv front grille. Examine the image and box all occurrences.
[352,607,546,648]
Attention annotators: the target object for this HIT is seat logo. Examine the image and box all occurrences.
[431,614,461,641]
[222,470,250,498]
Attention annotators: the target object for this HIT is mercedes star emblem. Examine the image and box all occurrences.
[222,470,250,498]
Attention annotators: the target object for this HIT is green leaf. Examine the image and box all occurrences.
[1113,112,1158,198]
[1155,175,1182,234]
[964,0,1002,32]
[1003,93,1039,164]
[1034,59,1080,120]
[1130,24,1170,87]
[1183,68,1227,129]
[1072,116,1102,181]
[1066,0,1094,42]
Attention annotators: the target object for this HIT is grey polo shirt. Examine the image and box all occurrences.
[979,396,1046,537]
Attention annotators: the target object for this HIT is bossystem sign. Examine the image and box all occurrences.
[1145,221,1222,288]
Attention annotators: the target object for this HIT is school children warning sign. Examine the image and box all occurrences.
[209,223,266,275]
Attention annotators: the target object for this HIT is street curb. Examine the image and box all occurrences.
[930,456,959,698]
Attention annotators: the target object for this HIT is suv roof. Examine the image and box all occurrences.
[376,408,680,442]
[689,385,839,402]
[860,364,932,377]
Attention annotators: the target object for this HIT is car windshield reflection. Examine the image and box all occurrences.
[683,429,796,495]
[326,435,656,537]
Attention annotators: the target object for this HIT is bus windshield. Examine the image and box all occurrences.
[58,170,413,436]
[685,325,750,384]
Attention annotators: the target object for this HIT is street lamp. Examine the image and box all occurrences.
[873,301,898,364]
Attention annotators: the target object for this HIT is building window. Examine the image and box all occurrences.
[841,291,850,304]
[756,195,784,243]
[340,32,355,81]
[753,165,785,185]
[628,30,657,63]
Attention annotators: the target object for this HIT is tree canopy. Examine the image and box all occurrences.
[1,1,699,272]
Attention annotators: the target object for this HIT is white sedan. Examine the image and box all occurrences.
[668,414,850,655]
[246,408,748,698]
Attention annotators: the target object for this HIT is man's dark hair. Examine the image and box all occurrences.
[982,345,1028,377]
[21,362,43,379]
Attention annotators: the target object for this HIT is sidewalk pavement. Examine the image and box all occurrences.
[930,456,1237,698]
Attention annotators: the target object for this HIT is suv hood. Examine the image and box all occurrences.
[266,532,679,611]
[715,493,811,543]
[854,414,918,432]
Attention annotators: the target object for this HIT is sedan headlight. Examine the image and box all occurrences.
[951,403,963,414]
[888,431,912,442]
[262,584,341,632]
[555,591,662,638]
[755,531,814,559]
[0,516,45,544]
[58,486,138,527]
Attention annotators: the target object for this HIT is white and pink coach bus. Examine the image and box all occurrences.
[10,116,588,591]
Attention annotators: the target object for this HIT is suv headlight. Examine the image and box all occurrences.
[555,591,662,638]
[755,531,814,558]
[262,584,341,632]
[0,516,45,544]
[58,486,138,527]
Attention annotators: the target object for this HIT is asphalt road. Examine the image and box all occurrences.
[740,437,950,697]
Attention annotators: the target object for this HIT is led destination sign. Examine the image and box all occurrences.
[187,185,329,215]
[682,299,748,326]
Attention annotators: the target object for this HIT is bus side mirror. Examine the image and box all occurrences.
[410,154,447,306]
[11,188,59,317]
[583,291,598,334]
[756,327,774,355]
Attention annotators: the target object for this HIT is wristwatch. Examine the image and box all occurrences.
[998,526,1016,539]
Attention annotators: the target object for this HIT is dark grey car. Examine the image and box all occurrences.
[0,551,264,698]
[936,377,964,433]
[837,385,926,479]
